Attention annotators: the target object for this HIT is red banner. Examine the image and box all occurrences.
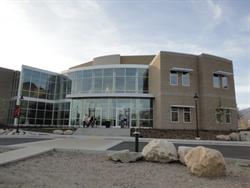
[14,105,21,118]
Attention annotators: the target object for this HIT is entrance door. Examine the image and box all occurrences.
[116,108,130,128]
[88,108,102,127]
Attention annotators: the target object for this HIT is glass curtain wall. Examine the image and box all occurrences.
[18,67,71,126]
[69,68,148,94]
[70,98,153,128]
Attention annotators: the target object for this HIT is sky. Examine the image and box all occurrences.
[0,0,249,109]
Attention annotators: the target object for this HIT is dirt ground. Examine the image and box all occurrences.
[0,151,249,188]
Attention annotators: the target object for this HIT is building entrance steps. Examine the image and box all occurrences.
[74,128,130,137]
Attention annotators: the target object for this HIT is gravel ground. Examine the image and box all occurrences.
[0,151,249,188]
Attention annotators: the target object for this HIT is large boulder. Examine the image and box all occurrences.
[229,132,240,141]
[177,146,193,165]
[216,135,230,141]
[53,129,64,135]
[184,146,226,177]
[64,130,73,135]
[142,139,178,163]
[108,150,143,163]
[0,129,6,134]
[240,131,250,141]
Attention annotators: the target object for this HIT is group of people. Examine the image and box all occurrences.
[82,114,95,128]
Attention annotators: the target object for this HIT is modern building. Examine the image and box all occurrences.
[5,51,237,130]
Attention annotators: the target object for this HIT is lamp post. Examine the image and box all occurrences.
[133,127,140,152]
[193,93,199,139]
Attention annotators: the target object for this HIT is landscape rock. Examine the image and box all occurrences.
[184,146,226,177]
[63,130,73,135]
[108,150,143,163]
[229,132,240,141]
[216,135,230,141]
[53,129,64,135]
[142,139,178,163]
[240,131,250,141]
[0,129,6,134]
[177,146,193,165]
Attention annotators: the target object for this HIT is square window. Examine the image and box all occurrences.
[171,107,179,122]
[182,72,190,86]
[170,71,178,85]
[183,108,191,123]
[213,74,220,88]
[222,76,228,89]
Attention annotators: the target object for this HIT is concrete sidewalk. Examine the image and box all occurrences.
[0,136,122,166]
[0,134,250,166]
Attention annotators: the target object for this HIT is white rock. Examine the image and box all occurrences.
[142,139,178,163]
[216,135,230,141]
[53,129,64,135]
[184,146,226,177]
[240,131,250,141]
[108,150,143,163]
[229,132,240,141]
[177,146,193,165]
[63,130,73,135]
[0,129,6,134]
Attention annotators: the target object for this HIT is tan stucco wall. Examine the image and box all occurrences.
[198,54,237,130]
[152,51,237,130]
[149,54,162,128]
[93,54,120,65]
[121,55,155,65]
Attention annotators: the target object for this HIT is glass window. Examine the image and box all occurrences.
[216,109,223,123]
[103,69,113,77]
[93,69,102,77]
[182,72,190,86]
[115,77,125,92]
[126,77,136,92]
[225,109,231,124]
[171,107,179,122]
[103,77,113,92]
[82,78,92,92]
[93,77,102,92]
[138,69,148,77]
[222,76,228,89]
[213,74,220,88]
[28,101,37,109]
[183,108,191,123]
[170,71,178,85]
[126,68,137,77]
[114,68,125,77]
[83,70,92,78]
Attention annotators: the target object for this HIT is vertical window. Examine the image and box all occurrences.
[170,71,178,85]
[216,109,223,124]
[225,109,231,124]
[182,72,190,86]
[171,107,179,122]
[183,108,191,123]
[222,76,228,89]
[213,74,220,88]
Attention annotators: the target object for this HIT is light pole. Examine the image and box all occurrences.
[193,93,199,139]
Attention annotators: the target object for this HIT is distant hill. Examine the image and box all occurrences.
[239,107,250,129]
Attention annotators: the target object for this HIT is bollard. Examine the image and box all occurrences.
[133,128,140,152]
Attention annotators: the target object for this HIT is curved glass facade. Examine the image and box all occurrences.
[70,98,153,127]
[68,67,148,94]
[15,66,153,128]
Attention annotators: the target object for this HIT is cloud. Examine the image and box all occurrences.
[235,85,250,94]
[206,0,222,19]
[0,0,121,71]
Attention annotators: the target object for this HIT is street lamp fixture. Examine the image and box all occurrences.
[193,93,199,139]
